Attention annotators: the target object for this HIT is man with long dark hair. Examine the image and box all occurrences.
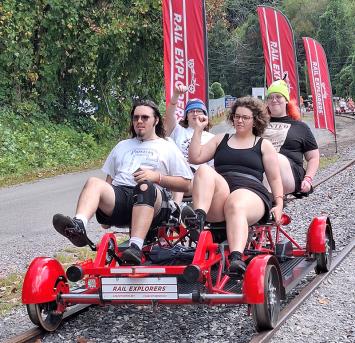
[53,99,193,265]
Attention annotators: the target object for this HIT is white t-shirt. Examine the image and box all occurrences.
[170,125,214,170]
[102,137,193,187]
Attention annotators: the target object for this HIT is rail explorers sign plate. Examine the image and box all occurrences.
[101,277,178,300]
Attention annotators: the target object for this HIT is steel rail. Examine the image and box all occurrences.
[5,159,355,343]
[3,304,90,343]
[249,239,355,343]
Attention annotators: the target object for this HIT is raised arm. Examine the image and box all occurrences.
[165,85,188,136]
[188,115,221,165]
[262,139,284,223]
[301,149,319,192]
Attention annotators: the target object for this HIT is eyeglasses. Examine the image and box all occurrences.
[267,94,284,102]
[132,114,152,122]
[187,109,204,115]
[233,114,253,121]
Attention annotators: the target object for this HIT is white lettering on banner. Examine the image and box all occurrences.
[173,11,186,118]
[312,61,324,115]
[270,41,281,79]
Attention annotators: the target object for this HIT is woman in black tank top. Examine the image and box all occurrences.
[188,96,284,277]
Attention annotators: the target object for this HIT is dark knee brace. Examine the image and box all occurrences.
[133,180,157,208]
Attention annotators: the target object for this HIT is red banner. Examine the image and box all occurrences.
[162,0,208,119]
[257,6,299,106]
[303,37,335,135]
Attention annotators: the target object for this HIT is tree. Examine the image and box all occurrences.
[210,82,225,98]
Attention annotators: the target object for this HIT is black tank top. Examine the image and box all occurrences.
[214,134,265,181]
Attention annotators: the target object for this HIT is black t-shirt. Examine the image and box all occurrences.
[262,116,318,168]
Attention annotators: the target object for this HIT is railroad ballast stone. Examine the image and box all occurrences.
[0,143,354,342]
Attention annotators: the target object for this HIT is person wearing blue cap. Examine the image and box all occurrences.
[165,85,214,203]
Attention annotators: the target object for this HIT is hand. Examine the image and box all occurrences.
[173,84,188,97]
[270,204,283,225]
[133,168,159,184]
[195,114,209,130]
[301,179,312,193]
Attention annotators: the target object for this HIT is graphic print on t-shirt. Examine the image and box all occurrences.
[122,147,160,173]
[263,122,291,152]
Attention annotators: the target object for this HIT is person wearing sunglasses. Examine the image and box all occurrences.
[52,99,193,265]
[262,80,319,195]
[164,85,214,204]
[188,96,283,277]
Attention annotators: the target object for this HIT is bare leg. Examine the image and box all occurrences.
[76,177,115,219]
[277,154,295,194]
[224,189,265,253]
[172,179,193,204]
[263,153,295,194]
[192,165,229,222]
[130,184,162,240]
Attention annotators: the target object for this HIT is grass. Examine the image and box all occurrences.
[0,238,128,317]
[319,155,339,169]
[0,273,23,316]
[0,157,106,189]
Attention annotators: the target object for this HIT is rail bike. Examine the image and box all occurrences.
[22,201,334,333]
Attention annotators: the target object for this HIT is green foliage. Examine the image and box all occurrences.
[210,82,225,98]
[0,108,114,182]
[0,0,163,124]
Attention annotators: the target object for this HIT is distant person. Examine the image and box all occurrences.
[262,80,319,195]
[164,85,214,203]
[188,96,283,277]
[53,99,193,265]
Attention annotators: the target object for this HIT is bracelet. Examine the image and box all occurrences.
[304,175,313,182]
[274,195,284,200]
[158,173,162,185]
[170,101,177,105]
[304,178,312,185]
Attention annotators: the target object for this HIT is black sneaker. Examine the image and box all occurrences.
[121,243,142,265]
[183,209,205,241]
[53,214,88,247]
[228,255,246,279]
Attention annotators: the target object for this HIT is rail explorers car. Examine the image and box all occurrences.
[22,207,334,332]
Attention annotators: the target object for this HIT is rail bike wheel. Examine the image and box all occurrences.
[315,229,332,273]
[251,264,281,332]
[27,301,63,332]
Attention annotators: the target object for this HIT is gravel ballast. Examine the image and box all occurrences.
[1,120,354,342]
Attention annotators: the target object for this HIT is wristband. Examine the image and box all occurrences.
[274,195,284,200]
[170,101,177,106]
[158,173,162,185]
[304,175,313,182]
[304,175,313,185]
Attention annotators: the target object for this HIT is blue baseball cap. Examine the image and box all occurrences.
[184,98,207,118]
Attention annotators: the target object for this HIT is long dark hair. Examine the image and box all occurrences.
[130,99,166,138]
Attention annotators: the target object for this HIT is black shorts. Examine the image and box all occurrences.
[222,174,272,223]
[289,159,306,192]
[95,184,171,229]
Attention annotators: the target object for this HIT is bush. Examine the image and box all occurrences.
[0,108,116,182]
[210,82,225,98]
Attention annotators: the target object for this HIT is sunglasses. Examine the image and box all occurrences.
[132,114,153,122]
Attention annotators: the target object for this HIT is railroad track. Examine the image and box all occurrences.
[5,158,355,343]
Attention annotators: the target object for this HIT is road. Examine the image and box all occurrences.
[0,169,104,245]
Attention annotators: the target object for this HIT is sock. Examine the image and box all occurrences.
[129,237,144,250]
[74,214,88,228]
[230,251,242,260]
